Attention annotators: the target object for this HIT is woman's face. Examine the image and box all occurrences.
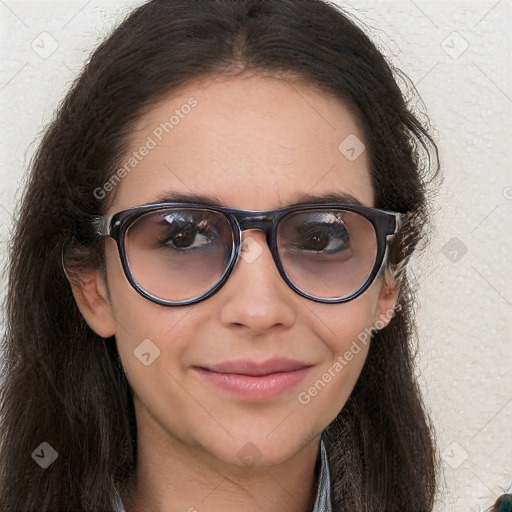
[74,72,398,468]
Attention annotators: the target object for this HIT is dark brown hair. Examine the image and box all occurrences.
[0,1,442,510]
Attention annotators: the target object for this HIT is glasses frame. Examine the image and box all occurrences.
[92,202,403,306]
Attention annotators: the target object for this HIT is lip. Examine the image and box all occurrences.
[193,359,314,400]
[203,358,312,376]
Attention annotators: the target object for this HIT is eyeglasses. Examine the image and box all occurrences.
[92,202,403,306]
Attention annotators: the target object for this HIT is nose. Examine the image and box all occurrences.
[218,229,297,333]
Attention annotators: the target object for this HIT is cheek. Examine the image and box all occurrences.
[295,292,379,422]
[109,297,195,420]
[102,239,190,381]
[308,288,379,357]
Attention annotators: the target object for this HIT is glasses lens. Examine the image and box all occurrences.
[125,209,234,302]
[277,210,377,299]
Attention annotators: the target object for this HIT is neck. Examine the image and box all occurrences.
[122,403,321,512]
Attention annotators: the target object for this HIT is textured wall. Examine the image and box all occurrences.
[0,1,510,511]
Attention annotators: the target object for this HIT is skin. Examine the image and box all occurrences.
[69,71,399,512]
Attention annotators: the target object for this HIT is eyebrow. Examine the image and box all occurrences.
[147,190,365,209]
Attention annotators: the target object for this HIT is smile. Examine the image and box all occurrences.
[193,359,314,400]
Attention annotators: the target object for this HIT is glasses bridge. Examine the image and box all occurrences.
[238,214,274,232]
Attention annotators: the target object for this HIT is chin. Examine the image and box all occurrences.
[196,427,316,469]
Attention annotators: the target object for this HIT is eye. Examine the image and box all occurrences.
[156,222,209,251]
[284,212,351,255]
[295,221,350,253]
[155,214,219,253]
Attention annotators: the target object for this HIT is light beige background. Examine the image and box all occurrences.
[0,1,511,511]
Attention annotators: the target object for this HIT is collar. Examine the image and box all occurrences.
[114,435,333,512]
[312,433,333,512]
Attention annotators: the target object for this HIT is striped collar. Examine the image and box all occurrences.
[115,435,332,512]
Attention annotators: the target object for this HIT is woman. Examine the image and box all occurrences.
[0,0,442,510]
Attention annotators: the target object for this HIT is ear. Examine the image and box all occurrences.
[372,280,400,331]
[64,264,117,339]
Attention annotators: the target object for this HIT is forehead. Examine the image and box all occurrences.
[107,73,374,214]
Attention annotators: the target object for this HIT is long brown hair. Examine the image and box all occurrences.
[0,1,442,510]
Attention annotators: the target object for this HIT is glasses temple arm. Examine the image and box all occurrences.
[392,211,415,235]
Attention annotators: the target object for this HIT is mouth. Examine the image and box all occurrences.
[193,359,314,400]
